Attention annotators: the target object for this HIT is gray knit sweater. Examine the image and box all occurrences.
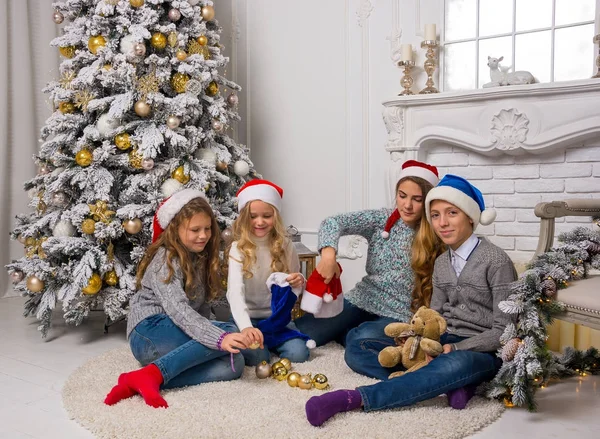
[430,237,517,353]
[126,248,225,350]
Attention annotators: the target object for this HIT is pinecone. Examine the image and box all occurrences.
[501,338,521,362]
[586,241,600,255]
[570,265,585,281]
[541,278,557,298]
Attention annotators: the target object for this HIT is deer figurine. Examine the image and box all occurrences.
[483,56,535,88]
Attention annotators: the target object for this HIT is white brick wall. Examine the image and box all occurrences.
[427,142,600,263]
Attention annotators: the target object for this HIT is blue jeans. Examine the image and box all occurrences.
[294,299,377,347]
[129,314,244,389]
[344,317,398,379]
[355,334,502,411]
[237,318,311,366]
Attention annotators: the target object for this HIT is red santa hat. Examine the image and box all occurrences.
[152,188,207,243]
[236,179,283,212]
[381,160,439,239]
[300,264,344,318]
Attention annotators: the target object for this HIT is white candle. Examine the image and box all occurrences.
[401,44,412,62]
[424,23,437,41]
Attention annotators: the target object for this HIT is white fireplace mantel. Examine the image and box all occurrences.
[381,79,600,197]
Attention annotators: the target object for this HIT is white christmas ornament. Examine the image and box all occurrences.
[194,148,217,165]
[96,114,121,136]
[53,220,76,237]
[161,178,184,197]
[119,34,138,60]
[233,160,250,177]
[51,166,65,177]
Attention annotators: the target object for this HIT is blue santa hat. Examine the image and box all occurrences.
[425,174,496,230]
[257,273,316,349]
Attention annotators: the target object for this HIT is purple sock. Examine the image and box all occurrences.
[447,384,477,409]
[305,389,362,427]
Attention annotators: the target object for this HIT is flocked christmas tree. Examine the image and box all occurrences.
[6,0,255,337]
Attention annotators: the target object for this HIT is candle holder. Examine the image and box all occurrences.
[593,34,600,79]
[397,60,415,95]
[419,40,440,94]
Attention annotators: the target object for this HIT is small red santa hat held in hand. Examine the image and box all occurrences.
[236,179,284,212]
[152,188,207,243]
[381,160,439,239]
[300,264,344,318]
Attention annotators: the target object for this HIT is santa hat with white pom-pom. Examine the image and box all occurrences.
[152,188,207,243]
[381,160,439,239]
[425,174,496,231]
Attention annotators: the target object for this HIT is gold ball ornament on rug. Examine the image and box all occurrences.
[201,5,215,21]
[272,366,288,381]
[298,374,313,390]
[114,133,131,150]
[130,0,144,7]
[81,218,96,235]
[172,166,190,184]
[206,81,219,96]
[271,361,285,371]
[255,361,272,379]
[59,102,76,114]
[171,73,190,94]
[123,218,143,234]
[75,149,93,167]
[279,358,292,371]
[248,342,260,349]
[82,273,102,295]
[104,270,119,287]
[286,372,301,388]
[59,46,76,58]
[134,100,151,117]
[88,35,107,55]
[150,32,167,50]
[312,373,330,390]
[26,276,45,293]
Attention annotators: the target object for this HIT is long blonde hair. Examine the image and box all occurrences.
[397,176,445,311]
[136,197,221,301]
[224,201,290,278]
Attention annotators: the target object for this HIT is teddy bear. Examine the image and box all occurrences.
[378,306,447,379]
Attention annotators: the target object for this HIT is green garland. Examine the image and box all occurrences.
[486,225,600,411]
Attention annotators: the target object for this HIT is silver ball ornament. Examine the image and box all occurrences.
[221,227,233,243]
[168,8,182,21]
[166,115,180,129]
[194,148,217,165]
[212,119,224,133]
[52,191,68,206]
[97,113,122,136]
[227,93,239,107]
[38,164,51,175]
[133,42,146,56]
[134,100,151,117]
[10,271,24,284]
[233,160,250,177]
[53,220,76,237]
[52,11,64,24]
[123,218,143,234]
[255,361,272,379]
[141,158,155,170]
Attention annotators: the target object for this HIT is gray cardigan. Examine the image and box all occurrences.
[430,237,517,353]
[126,248,225,350]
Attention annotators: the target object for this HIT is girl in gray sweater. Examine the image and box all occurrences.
[104,189,247,408]
[305,175,517,426]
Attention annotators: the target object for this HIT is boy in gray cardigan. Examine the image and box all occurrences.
[305,174,517,426]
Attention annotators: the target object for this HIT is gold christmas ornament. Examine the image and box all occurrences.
[88,200,116,223]
[150,32,167,50]
[248,342,260,349]
[129,0,144,7]
[59,46,76,58]
[279,358,292,371]
[168,31,178,47]
[298,374,313,390]
[104,270,119,286]
[187,40,210,58]
[129,149,144,169]
[134,100,151,117]
[73,90,96,112]
[197,35,208,46]
[206,81,219,96]
[123,218,143,234]
[88,35,107,55]
[171,73,190,94]
[114,133,132,150]
[25,237,48,259]
[201,5,215,21]
[137,68,160,98]
[271,361,285,371]
[286,372,301,388]
[26,276,45,293]
[312,373,330,390]
[59,102,76,114]
[75,149,93,167]
[503,397,515,408]
[82,273,102,295]
[81,218,96,235]
[216,161,228,172]
[272,366,288,381]
[176,49,187,61]
[255,361,272,379]
[172,166,190,184]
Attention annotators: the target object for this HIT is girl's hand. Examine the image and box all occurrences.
[286,272,305,289]
[316,247,340,284]
[442,344,454,354]
[242,327,264,348]
[221,333,248,354]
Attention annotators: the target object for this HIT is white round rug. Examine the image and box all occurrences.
[62,343,504,439]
